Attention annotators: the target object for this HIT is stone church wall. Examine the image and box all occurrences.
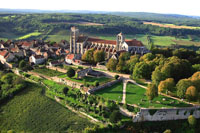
[133,106,200,122]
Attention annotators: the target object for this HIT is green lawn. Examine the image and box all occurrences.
[95,82,123,102]
[126,83,191,108]
[0,82,93,132]
[33,67,64,77]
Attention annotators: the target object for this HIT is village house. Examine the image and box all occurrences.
[30,55,46,65]
[0,50,15,63]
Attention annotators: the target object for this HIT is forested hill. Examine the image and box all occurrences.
[109,12,200,27]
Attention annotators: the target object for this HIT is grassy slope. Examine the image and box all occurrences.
[126,83,190,108]
[0,82,93,132]
[95,82,123,102]
[17,32,42,40]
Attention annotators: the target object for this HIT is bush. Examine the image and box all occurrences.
[78,66,83,69]
[163,129,172,133]
[188,115,196,127]
[114,75,119,80]
[63,87,69,95]
[109,110,121,123]
[67,67,75,78]
[94,81,99,87]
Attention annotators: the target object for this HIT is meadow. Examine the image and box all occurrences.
[0,82,93,132]
[17,31,42,40]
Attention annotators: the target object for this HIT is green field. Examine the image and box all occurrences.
[126,83,191,108]
[95,82,123,102]
[0,82,93,132]
[17,32,42,40]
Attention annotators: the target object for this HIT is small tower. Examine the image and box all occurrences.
[70,26,79,54]
[116,32,125,51]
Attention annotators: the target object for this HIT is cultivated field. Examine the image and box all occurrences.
[143,21,200,29]
[0,82,93,132]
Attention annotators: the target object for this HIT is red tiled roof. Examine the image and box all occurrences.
[125,39,144,47]
[66,54,75,60]
[11,48,18,52]
[22,41,32,47]
[0,50,8,57]
[87,37,116,45]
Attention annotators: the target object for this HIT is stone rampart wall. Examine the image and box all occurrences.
[133,106,200,122]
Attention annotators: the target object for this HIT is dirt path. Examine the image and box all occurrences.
[122,79,127,104]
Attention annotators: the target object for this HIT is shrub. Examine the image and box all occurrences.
[67,67,75,78]
[114,75,119,80]
[63,87,69,95]
[78,66,83,69]
[94,81,99,87]
[163,129,172,133]
[109,110,121,123]
[188,115,196,127]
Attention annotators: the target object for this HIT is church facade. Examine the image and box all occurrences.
[69,26,148,59]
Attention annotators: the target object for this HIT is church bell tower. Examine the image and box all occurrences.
[116,32,125,51]
[70,26,79,54]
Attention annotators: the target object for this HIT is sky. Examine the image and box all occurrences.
[0,0,200,16]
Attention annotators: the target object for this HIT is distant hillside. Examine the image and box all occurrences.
[109,12,200,27]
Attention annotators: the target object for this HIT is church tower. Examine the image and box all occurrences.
[116,32,125,51]
[70,26,79,54]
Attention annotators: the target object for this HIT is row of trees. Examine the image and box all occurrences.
[82,49,105,64]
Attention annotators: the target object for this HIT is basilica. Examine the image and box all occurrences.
[69,26,148,59]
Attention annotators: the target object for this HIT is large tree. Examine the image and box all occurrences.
[158,78,175,93]
[186,86,198,101]
[146,83,158,101]
[93,50,105,63]
[81,48,95,63]
[133,62,152,79]
[106,58,118,71]
[176,79,193,98]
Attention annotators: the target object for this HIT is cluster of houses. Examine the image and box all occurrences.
[0,27,149,68]
[0,40,69,68]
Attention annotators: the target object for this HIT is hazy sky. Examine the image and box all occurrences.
[1,0,200,16]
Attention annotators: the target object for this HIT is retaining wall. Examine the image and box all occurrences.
[133,106,200,122]
[87,77,122,94]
